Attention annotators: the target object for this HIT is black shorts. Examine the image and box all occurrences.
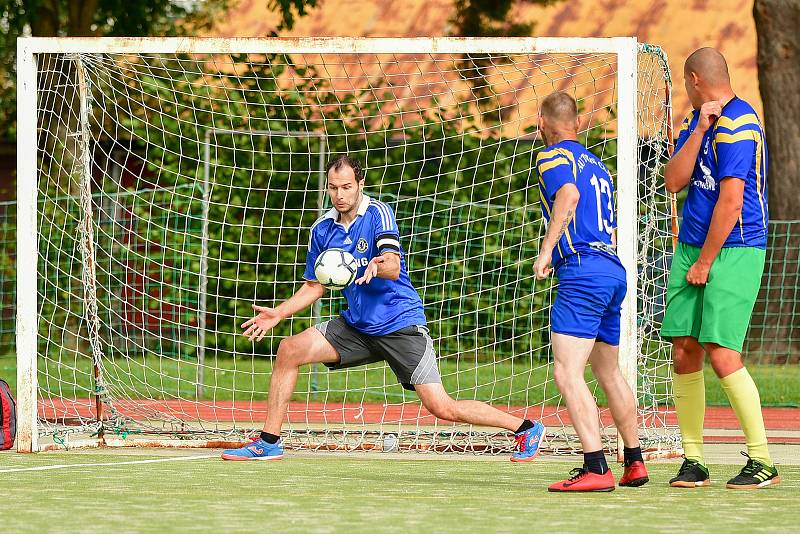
[315,317,441,391]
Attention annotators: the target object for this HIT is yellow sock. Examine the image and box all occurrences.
[720,367,772,465]
[673,370,705,464]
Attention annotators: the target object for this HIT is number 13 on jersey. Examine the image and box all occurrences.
[590,174,614,235]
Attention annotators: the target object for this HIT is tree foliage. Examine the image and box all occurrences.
[0,0,324,143]
[449,0,561,37]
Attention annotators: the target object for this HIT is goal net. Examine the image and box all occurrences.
[16,37,678,455]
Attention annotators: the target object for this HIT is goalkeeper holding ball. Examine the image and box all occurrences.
[222,155,544,461]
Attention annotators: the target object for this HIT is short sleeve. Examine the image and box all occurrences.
[303,223,324,281]
[714,128,757,181]
[673,111,695,154]
[536,155,575,201]
[371,201,402,256]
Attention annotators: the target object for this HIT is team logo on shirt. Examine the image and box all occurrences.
[693,159,716,191]
[356,238,368,253]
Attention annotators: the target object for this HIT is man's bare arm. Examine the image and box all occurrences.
[685,178,744,286]
[534,184,580,279]
[242,281,325,341]
[664,101,722,193]
[356,251,401,285]
[541,184,580,254]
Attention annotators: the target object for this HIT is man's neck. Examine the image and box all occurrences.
[337,193,363,226]
[546,132,578,146]
[706,88,736,108]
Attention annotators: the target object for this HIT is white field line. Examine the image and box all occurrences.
[0,454,218,473]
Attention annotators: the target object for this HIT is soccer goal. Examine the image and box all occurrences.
[16,37,679,456]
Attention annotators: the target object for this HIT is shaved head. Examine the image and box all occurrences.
[684,47,730,87]
[538,91,579,145]
[540,91,578,125]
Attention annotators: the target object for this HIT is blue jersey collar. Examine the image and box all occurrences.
[321,194,372,231]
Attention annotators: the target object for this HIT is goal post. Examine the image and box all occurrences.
[615,40,640,462]
[15,36,679,456]
[15,39,39,453]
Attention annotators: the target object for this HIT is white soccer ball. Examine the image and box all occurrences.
[314,248,358,290]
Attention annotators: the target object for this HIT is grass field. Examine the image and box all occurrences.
[1,450,797,533]
[1,353,799,407]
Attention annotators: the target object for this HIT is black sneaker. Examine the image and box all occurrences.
[669,457,711,488]
[726,452,780,489]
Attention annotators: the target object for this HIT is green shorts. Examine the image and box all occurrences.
[660,242,765,352]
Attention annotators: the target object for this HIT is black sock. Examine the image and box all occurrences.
[623,446,643,466]
[584,450,608,475]
[515,419,535,434]
[260,431,280,444]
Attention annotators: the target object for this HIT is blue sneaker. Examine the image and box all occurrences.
[511,421,546,462]
[221,438,284,461]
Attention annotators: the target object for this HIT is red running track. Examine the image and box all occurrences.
[38,399,799,431]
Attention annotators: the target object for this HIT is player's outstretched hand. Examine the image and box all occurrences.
[696,100,722,133]
[534,251,553,280]
[355,256,385,285]
[241,304,282,341]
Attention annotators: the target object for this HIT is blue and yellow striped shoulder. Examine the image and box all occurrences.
[678,110,696,135]
[714,98,763,145]
[535,146,577,175]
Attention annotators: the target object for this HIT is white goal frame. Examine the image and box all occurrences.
[16,36,644,454]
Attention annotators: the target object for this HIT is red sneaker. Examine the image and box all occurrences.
[619,461,650,487]
[548,468,615,492]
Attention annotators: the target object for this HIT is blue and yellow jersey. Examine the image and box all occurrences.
[535,140,623,275]
[674,96,769,249]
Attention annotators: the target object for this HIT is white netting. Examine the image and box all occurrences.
[24,40,678,454]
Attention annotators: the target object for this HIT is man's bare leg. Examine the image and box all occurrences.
[415,382,545,461]
[589,341,639,449]
[263,327,340,435]
[414,383,524,431]
[551,333,600,452]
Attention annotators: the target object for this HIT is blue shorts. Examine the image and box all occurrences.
[551,253,627,345]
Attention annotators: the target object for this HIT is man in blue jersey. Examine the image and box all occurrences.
[662,47,778,489]
[222,155,545,461]
[534,92,648,492]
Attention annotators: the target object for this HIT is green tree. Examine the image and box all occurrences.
[448,0,564,122]
[0,0,323,143]
[450,0,561,37]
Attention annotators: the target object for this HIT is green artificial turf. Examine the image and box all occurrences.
[1,451,797,533]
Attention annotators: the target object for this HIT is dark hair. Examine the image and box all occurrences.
[325,154,364,181]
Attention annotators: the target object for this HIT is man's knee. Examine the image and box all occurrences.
[276,336,302,366]
[553,362,582,392]
[672,336,704,374]
[590,361,619,385]
[424,395,457,421]
[706,343,743,378]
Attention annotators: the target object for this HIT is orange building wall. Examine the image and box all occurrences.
[212,0,761,126]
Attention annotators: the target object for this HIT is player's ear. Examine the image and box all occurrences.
[690,70,700,88]
[575,115,583,132]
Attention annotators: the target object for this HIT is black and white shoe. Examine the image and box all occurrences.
[726,452,780,490]
[669,457,711,488]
